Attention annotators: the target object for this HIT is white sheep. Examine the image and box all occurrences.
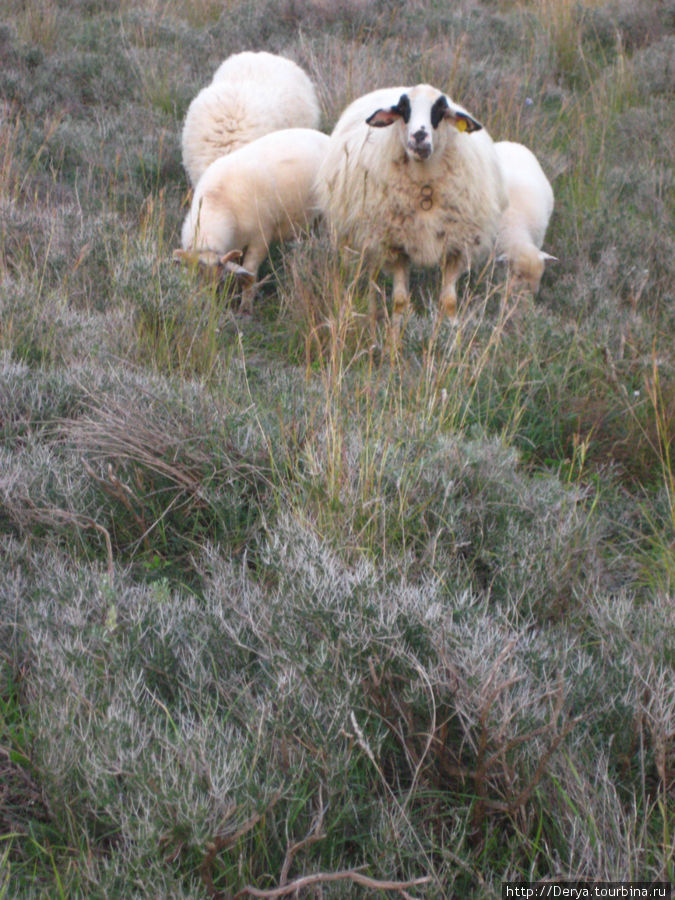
[316,83,507,331]
[175,127,329,314]
[182,51,321,187]
[494,140,556,294]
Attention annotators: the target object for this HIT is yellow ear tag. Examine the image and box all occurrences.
[455,117,468,133]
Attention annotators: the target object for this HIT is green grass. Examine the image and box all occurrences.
[0,0,673,895]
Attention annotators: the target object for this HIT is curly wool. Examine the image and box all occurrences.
[179,127,329,311]
[182,51,321,187]
[317,85,506,271]
[494,140,555,293]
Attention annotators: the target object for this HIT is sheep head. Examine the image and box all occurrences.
[498,246,558,294]
[173,248,255,286]
[365,85,482,163]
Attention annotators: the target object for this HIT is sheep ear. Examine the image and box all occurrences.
[539,251,558,261]
[446,110,483,133]
[173,248,197,265]
[366,107,403,128]
[367,93,411,128]
[219,249,243,265]
[219,251,255,286]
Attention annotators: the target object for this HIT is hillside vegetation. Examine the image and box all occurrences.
[0,0,673,896]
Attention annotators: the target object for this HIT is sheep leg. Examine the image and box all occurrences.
[238,242,267,315]
[439,253,465,321]
[391,258,410,334]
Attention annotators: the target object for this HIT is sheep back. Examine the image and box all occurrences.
[182,52,321,187]
[494,141,554,252]
[181,128,329,258]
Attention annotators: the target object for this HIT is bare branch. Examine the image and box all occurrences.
[234,870,431,899]
[279,788,326,886]
[14,497,114,578]
[201,793,282,899]
[508,716,582,813]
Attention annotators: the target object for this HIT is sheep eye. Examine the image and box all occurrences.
[395,94,411,123]
[431,96,449,129]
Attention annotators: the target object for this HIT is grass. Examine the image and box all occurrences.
[0,0,673,895]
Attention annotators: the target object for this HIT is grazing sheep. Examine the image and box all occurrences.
[182,51,321,187]
[494,141,556,294]
[175,127,329,314]
[316,84,507,331]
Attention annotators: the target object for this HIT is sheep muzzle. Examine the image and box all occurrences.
[407,140,432,161]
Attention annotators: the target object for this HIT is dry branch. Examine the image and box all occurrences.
[279,789,326,886]
[81,457,151,551]
[234,870,431,899]
[201,793,282,900]
[7,496,114,577]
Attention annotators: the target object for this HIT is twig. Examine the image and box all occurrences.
[508,715,581,813]
[234,870,431,898]
[18,498,114,578]
[279,788,326,886]
[81,457,151,551]
[201,793,282,899]
[472,649,524,830]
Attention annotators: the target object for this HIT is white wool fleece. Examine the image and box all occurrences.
[180,127,329,312]
[316,84,506,323]
[494,140,556,293]
[182,51,320,187]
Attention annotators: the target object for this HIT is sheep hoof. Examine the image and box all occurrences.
[438,307,458,326]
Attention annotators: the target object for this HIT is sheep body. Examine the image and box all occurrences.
[316,84,507,326]
[182,51,321,187]
[494,140,555,293]
[178,127,329,312]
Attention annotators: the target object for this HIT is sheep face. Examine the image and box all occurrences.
[366,85,482,163]
[506,246,557,294]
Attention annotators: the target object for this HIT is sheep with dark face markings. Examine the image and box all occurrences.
[316,84,507,333]
[182,51,321,188]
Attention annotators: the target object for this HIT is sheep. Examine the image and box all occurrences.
[174,127,329,314]
[181,51,321,187]
[315,83,507,333]
[493,140,556,294]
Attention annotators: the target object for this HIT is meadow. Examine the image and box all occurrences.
[0,0,673,896]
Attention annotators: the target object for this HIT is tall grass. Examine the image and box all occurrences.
[0,0,673,895]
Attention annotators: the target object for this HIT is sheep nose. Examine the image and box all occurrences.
[408,128,432,159]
